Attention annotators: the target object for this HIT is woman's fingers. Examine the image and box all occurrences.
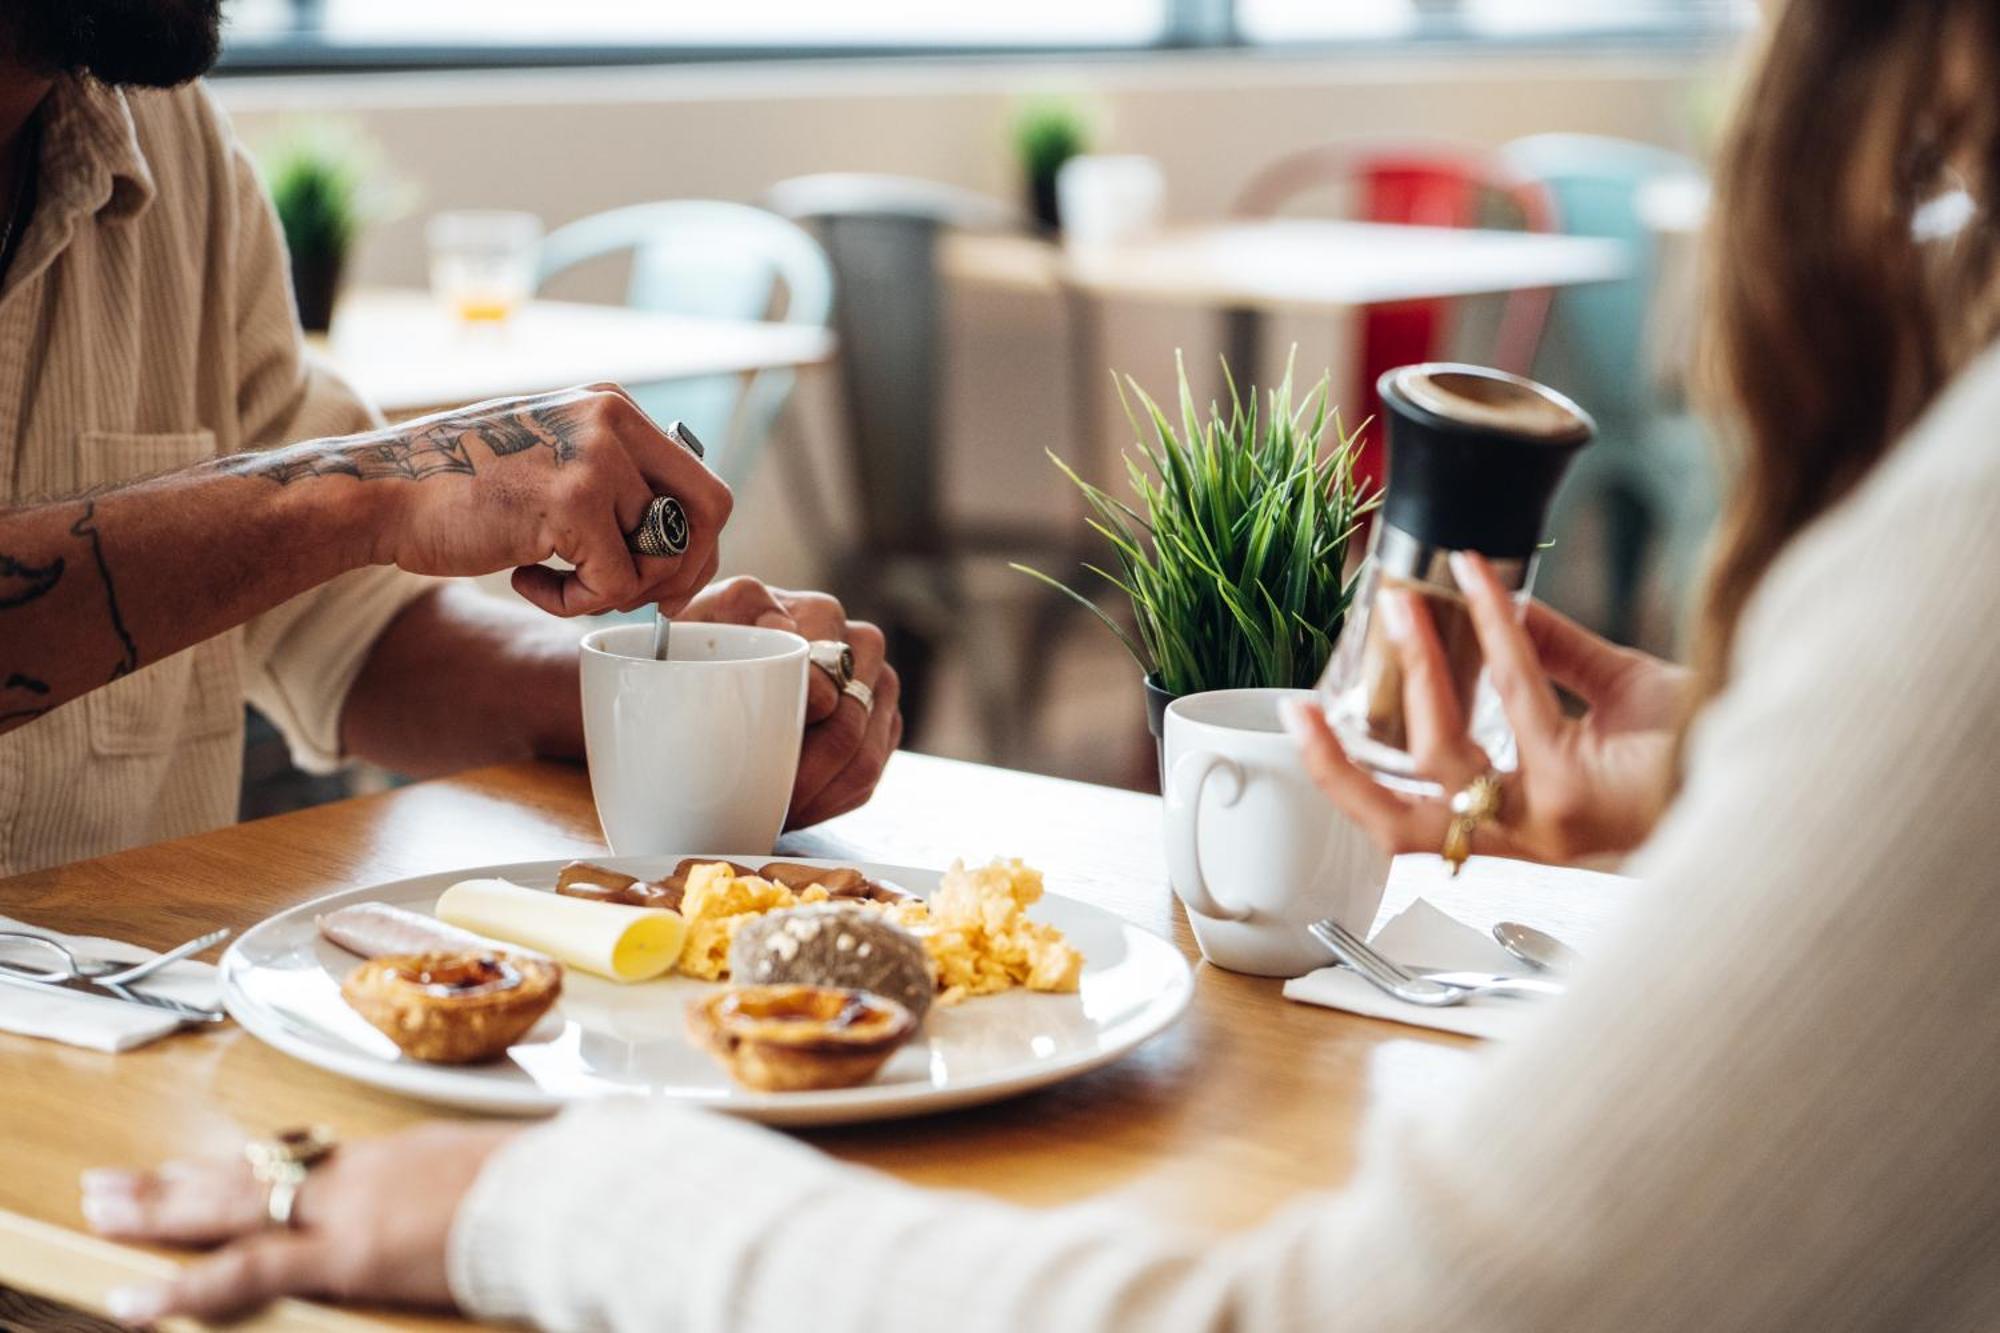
[1281,698,1428,850]
[84,1162,325,1326]
[1449,552,1562,752]
[81,1163,262,1247]
[1522,600,1630,704]
[112,1234,325,1326]
[1383,591,1487,788]
[1283,697,1524,861]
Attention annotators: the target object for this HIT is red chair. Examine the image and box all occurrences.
[1233,141,1557,491]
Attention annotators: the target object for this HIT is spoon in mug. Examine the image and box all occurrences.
[1492,921,1583,974]
[648,420,707,665]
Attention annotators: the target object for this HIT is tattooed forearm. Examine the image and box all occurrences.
[71,501,139,679]
[0,672,52,727]
[242,432,476,485]
[0,500,138,735]
[0,552,63,608]
[232,403,584,486]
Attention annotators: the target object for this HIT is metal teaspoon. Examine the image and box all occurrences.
[1492,921,1583,974]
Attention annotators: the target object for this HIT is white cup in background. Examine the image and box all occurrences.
[1163,688,1389,977]
[579,623,808,857]
[1057,154,1166,250]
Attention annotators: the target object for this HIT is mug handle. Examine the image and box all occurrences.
[1165,749,1253,922]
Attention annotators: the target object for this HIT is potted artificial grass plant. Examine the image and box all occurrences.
[1018,353,1373,747]
[259,120,403,333]
[1013,97,1091,233]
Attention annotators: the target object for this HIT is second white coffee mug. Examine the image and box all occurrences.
[1163,688,1389,977]
[580,622,809,857]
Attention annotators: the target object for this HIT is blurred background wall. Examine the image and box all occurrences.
[216,51,1710,595]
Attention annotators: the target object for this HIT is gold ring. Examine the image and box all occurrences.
[245,1126,336,1230]
[842,678,874,713]
[808,640,855,689]
[1441,772,1504,877]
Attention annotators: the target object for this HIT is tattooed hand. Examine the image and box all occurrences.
[237,384,731,617]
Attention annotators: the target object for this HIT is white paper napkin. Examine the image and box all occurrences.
[1283,898,1547,1041]
[0,915,222,1052]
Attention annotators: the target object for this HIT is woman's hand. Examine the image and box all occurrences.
[1287,552,1688,865]
[680,577,905,828]
[81,1123,515,1326]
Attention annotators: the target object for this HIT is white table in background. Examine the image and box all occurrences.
[945,220,1627,312]
[943,220,1627,487]
[317,288,837,422]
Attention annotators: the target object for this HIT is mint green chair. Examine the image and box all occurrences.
[535,201,835,492]
[1498,134,1716,646]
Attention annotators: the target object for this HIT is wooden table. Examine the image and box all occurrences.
[316,289,836,421]
[0,753,1633,1330]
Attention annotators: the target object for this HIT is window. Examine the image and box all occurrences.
[1240,0,1748,44]
[220,0,1746,70]
[223,0,1169,65]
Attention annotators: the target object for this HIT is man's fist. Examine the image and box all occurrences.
[240,384,732,618]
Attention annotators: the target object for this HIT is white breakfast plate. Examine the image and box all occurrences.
[220,856,1193,1126]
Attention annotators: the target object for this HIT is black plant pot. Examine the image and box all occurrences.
[1028,172,1062,235]
[1142,672,1178,790]
[290,251,346,335]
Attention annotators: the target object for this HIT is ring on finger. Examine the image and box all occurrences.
[625,495,689,558]
[1441,771,1504,877]
[665,420,706,459]
[244,1126,336,1230]
[842,678,874,713]
[808,640,855,690]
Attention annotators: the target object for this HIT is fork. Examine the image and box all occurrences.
[1306,918,1564,1007]
[0,927,231,988]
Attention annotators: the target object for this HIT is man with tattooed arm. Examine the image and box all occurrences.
[0,2,902,876]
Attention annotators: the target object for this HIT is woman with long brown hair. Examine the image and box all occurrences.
[82,1,2000,1327]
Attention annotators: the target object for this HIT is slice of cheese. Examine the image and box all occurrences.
[435,878,684,983]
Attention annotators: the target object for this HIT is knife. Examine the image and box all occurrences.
[1419,970,1568,998]
[0,967,227,1023]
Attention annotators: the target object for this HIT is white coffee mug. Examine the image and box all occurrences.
[1056,154,1165,250]
[580,622,809,857]
[1163,688,1389,977]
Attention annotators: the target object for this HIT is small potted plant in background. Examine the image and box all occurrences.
[258,120,406,334]
[1018,353,1374,755]
[1012,97,1092,233]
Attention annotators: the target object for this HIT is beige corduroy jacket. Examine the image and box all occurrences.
[0,77,431,876]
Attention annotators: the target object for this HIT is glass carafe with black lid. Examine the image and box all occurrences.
[1315,363,1594,788]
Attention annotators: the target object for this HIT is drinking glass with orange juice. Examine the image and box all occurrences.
[426,210,541,326]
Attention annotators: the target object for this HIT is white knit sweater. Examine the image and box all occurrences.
[446,345,2000,1331]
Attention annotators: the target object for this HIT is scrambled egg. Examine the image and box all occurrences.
[886,858,1084,1004]
[676,862,829,981]
[673,858,1084,1004]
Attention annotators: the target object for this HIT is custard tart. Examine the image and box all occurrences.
[686,984,915,1092]
[341,951,562,1065]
